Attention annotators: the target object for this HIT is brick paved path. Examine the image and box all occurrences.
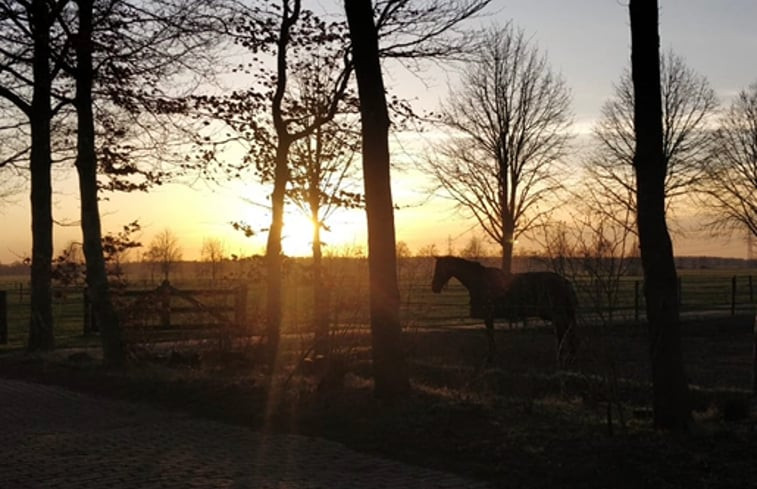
[0,379,489,488]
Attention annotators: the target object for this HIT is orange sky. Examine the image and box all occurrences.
[1,0,755,263]
[0,148,749,264]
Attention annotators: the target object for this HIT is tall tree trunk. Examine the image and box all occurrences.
[501,217,514,273]
[345,0,409,400]
[500,162,514,274]
[27,0,55,352]
[310,128,329,357]
[74,0,125,367]
[311,208,329,357]
[264,0,300,366]
[501,240,513,274]
[629,0,691,432]
[265,140,290,364]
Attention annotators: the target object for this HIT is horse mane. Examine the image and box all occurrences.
[432,255,578,366]
[437,255,486,270]
[435,255,506,295]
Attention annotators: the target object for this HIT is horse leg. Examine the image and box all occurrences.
[555,317,576,368]
[554,319,567,368]
[485,316,495,365]
[565,317,577,364]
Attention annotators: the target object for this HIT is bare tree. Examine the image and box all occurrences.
[68,0,127,365]
[194,0,353,364]
[417,243,438,257]
[373,0,488,59]
[200,0,488,374]
[344,0,409,399]
[201,237,226,283]
[629,0,691,433]
[697,82,757,239]
[341,0,490,399]
[428,23,572,273]
[288,120,361,356]
[541,205,635,327]
[589,50,717,226]
[0,0,70,351]
[460,234,489,261]
[0,163,24,204]
[55,0,223,366]
[539,208,635,435]
[148,229,183,282]
[1,0,222,358]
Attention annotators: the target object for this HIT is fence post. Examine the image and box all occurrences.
[83,288,91,335]
[753,312,757,395]
[731,276,737,316]
[0,290,7,345]
[82,287,99,335]
[235,285,247,328]
[634,280,640,323]
[159,280,171,328]
[749,275,754,303]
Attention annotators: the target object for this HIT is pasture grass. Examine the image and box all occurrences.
[1,311,755,488]
[2,260,755,486]
[2,260,755,351]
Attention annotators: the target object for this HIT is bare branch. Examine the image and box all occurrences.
[425,23,572,271]
[587,50,718,223]
[696,81,757,238]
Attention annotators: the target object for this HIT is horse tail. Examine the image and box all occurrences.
[558,278,579,367]
[566,279,578,322]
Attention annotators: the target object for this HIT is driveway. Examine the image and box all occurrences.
[0,379,489,488]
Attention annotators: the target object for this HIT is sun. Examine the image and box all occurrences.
[281,213,316,257]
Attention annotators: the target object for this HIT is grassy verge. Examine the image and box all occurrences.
[1,315,756,488]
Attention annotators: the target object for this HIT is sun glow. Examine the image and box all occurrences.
[281,213,316,257]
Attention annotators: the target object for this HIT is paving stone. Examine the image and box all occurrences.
[0,379,490,488]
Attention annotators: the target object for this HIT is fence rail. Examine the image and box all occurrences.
[0,281,248,345]
[84,280,248,334]
[0,273,755,346]
[400,274,756,326]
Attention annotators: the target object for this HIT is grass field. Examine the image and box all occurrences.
[1,312,755,488]
[1,260,755,350]
[1,257,756,487]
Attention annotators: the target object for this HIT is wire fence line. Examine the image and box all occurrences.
[401,274,756,326]
[1,272,755,344]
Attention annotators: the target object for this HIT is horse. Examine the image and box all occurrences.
[431,255,577,367]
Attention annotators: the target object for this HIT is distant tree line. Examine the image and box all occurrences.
[2,0,755,422]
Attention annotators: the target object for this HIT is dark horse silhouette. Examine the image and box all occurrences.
[431,256,577,366]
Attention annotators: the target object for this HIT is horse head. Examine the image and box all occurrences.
[431,256,451,293]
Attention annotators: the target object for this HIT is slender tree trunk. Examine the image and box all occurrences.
[265,140,290,364]
[264,0,301,366]
[500,163,514,274]
[310,129,329,356]
[345,0,409,400]
[629,0,691,432]
[74,0,125,367]
[27,0,55,352]
[501,219,514,273]
[311,206,329,357]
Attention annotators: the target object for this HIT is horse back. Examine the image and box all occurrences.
[494,271,576,320]
[468,267,509,318]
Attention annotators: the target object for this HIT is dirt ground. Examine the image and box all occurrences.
[1,313,756,488]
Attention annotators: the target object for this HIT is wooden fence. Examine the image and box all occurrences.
[0,290,6,345]
[398,274,756,327]
[84,280,248,334]
[0,274,754,345]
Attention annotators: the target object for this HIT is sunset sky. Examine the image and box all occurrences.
[2,0,756,263]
